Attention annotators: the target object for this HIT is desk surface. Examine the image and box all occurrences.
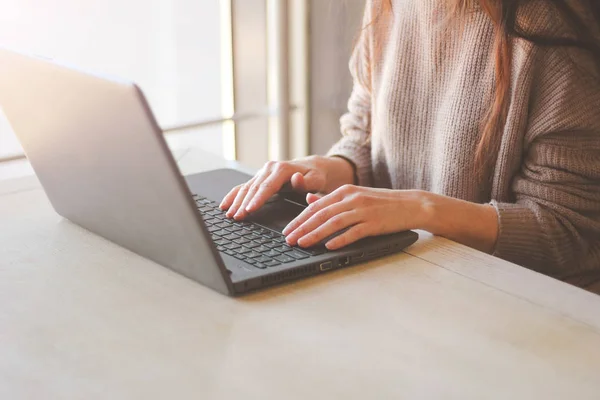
[2,148,600,400]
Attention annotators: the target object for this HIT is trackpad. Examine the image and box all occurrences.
[247,199,305,233]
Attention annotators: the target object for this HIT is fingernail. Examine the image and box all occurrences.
[285,230,296,240]
[246,201,257,212]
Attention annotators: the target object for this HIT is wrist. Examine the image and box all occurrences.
[412,191,500,253]
[322,156,355,192]
[412,190,439,233]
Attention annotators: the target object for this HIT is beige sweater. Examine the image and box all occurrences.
[327,0,600,291]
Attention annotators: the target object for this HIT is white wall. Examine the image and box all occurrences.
[0,0,222,156]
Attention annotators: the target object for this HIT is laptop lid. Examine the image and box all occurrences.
[0,48,234,295]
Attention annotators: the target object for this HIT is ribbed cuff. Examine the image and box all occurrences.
[490,200,543,267]
[326,139,372,187]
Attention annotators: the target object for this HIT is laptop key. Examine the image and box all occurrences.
[265,249,281,258]
[264,260,280,268]
[253,262,268,269]
[245,242,262,249]
[275,245,294,254]
[233,238,251,245]
[255,256,273,264]
[259,228,274,236]
[224,234,240,241]
[247,251,262,259]
[302,246,327,256]
[237,247,253,255]
[213,230,229,237]
[254,245,271,253]
[274,254,295,264]
[213,239,228,246]
[207,226,220,233]
[231,250,248,258]
[288,251,310,260]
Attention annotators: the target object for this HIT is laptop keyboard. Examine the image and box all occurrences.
[193,195,327,269]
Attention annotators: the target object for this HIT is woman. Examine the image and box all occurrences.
[221,0,600,292]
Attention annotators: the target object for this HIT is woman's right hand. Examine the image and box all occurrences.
[219,155,355,220]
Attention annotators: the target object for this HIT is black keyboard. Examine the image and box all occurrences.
[194,195,327,269]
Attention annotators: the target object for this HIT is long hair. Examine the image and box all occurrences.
[370,0,600,181]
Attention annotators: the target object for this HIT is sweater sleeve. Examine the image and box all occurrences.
[491,47,600,286]
[326,3,373,187]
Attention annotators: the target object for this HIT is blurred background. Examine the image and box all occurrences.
[0,0,365,179]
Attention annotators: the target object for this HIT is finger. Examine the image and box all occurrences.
[296,210,362,248]
[289,172,307,192]
[220,185,241,210]
[285,200,355,245]
[306,193,321,204]
[245,167,297,213]
[226,177,256,218]
[325,223,373,250]
[282,186,350,236]
[289,170,325,193]
[236,170,273,218]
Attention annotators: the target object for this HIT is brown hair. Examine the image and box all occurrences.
[370,0,600,181]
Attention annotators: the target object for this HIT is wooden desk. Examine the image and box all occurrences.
[1,148,600,399]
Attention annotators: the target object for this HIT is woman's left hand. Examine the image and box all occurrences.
[282,185,431,250]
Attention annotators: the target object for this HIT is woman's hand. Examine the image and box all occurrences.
[219,156,355,220]
[282,185,432,250]
[283,185,500,254]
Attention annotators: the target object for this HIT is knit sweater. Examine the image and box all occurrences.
[327,0,600,292]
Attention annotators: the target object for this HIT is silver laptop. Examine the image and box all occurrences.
[0,49,418,295]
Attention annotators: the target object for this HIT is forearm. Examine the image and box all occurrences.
[419,192,499,253]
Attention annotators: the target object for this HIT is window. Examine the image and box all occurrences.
[0,0,310,178]
[0,0,226,156]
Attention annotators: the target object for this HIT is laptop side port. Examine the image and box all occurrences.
[339,256,351,267]
[320,261,333,271]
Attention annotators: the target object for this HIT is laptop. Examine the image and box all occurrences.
[0,49,418,295]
